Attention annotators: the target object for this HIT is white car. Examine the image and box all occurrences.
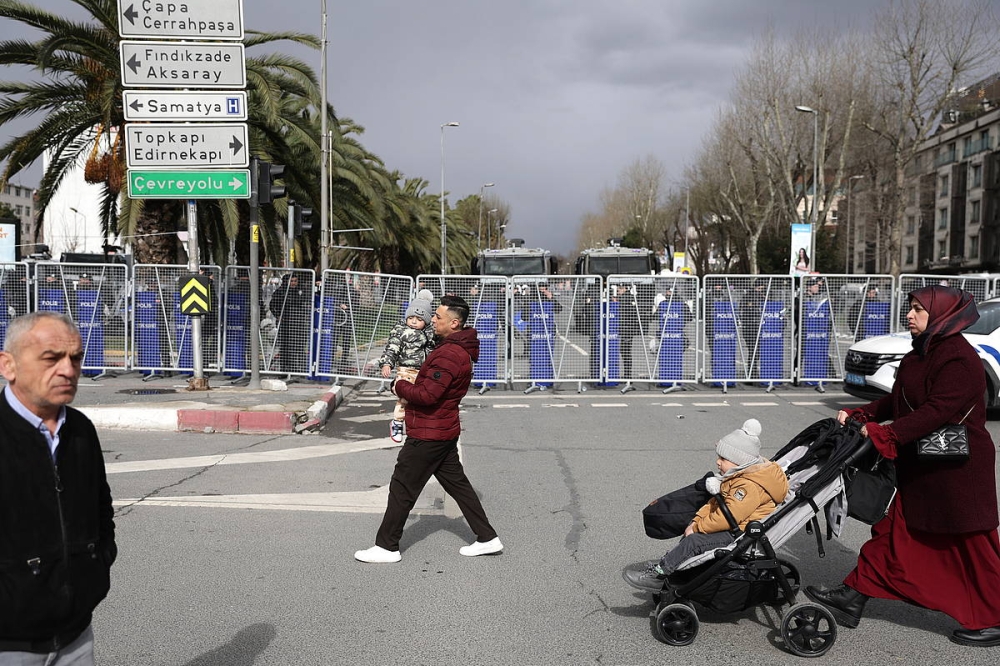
[843,297,1000,406]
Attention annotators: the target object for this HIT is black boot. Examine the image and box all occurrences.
[951,626,1000,647]
[804,584,868,628]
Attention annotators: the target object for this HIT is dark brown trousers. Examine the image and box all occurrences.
[375,437,497,551]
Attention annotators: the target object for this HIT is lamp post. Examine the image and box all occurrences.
[319,0,329,273]
[477,182,495,249]
[486,208,498,248]
[440,121,460,273]
[796,105,819,268]
[845,175,864,273]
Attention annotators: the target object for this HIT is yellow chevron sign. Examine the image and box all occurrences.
[180,275,212,315]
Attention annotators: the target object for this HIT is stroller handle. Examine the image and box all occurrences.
[841,421,875,468]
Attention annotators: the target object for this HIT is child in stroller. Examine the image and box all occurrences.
[624,418,789,590]
[625,418,875,657]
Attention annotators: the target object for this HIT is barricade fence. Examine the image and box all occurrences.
[3,263,1000,386]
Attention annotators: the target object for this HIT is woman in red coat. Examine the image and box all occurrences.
[806,285,1000,646]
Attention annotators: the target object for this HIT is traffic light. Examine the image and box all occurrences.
[256,159,286,204]
[292,203,315,236]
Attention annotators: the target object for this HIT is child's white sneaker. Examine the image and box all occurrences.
[459,537,503,557]
[389,419,404,443]
[354,546,401,563]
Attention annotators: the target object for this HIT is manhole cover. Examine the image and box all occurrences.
[117,388,178,396]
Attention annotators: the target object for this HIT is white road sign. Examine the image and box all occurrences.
[123,90,248,122]
[120,41,246,89]
[125,123,249,168]
[117,0,244,40]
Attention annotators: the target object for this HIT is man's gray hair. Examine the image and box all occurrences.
[2,312,79,353]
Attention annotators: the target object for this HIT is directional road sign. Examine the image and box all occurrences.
[127,170,251,199]
[125,124,249,169]
[117,0,244,41]
[179,275,212,316]
[123,91,247,122]
[120,41,246,89]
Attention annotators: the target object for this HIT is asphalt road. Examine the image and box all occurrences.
[89,384,1000,665]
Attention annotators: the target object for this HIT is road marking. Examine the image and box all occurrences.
[557,334,588,356]
[340,413,389,423]
[106,440,398,474]
[693,402,729,406]
[544,404,579,408]
[791,401,826,406]
[740,402,779,406]
[493,404,530,409]
[592,403,628,407]
[661,403,683,407]
[114,480,442,515]
[350,401,388,407]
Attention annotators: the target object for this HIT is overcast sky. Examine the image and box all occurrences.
[1,0,882,254]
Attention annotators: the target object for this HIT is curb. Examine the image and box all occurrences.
[295,384,345,433]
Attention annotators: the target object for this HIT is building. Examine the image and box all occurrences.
[0,180,38,257]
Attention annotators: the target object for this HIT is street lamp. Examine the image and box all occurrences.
[486,208,498,248]
[796,105,819,269]
[478,182,495,249]
[440,121,460,273]
[845,175,865,273]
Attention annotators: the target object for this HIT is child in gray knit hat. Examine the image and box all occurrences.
[379,289,436,443]
[624,418,789,591]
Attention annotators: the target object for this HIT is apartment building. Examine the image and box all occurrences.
[0,181,38,257]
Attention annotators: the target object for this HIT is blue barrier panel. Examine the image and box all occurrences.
[656,300,686,382]
[134,291,162,368]
[473,300,500,385]
[174,294,194,369]
[0,292,7,349]
[605,300,621,383]
[711,300,737,381]
[316,295,336,375]
[528,300,555,386]
[802,298,832,378]
[863,301,891,338]
[38,287,66,313]
[760,300,785,380]
[76,288,105,368]
[225,291,249,372]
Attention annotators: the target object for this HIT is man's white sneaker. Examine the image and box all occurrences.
[354,546,401,563]
[459,537,503,557]
[389,420,404,444]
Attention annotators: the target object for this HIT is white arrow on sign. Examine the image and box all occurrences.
[119,41,246,89]
[123,91,248,122]
[125,123,249,169]
[117,0,244,40]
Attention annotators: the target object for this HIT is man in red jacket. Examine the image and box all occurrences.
[355,295,502,563]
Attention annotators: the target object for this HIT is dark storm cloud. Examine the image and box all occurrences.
[1,0,883,254]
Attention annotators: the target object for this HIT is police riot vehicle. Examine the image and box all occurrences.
[470,239,557,276]
[573,239,661,277]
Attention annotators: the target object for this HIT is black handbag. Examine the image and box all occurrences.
[845,451,897,525]
[904,390,973,462]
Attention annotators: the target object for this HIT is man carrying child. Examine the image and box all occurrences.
[379,289,436,443]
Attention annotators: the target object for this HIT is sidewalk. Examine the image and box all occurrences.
[6,373,348,435]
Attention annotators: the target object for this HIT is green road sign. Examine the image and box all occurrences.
[127,169,251,199]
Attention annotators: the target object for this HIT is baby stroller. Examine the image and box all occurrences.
[633,418,882,658]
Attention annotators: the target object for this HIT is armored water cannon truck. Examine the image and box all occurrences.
[471,239,558,276]
[573,239,661,276]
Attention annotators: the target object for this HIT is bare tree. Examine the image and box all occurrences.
[861,0,1000,275]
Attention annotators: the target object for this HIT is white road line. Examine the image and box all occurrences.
[740,402,779,406]
[113,480,442,515]
[557,334,588,356]
[106,440,399,474]
[340,413,389,423]
[692,402,729,406]
[493,404,530,409]
[661,403,684,407]
[791,401,826,406]
[350,401,388,407]
[544,404,579,408]
[592,403,628,407]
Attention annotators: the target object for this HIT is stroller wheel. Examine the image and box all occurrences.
[770,559,802,604]
[781,602,837,658]
[654,603,699,646]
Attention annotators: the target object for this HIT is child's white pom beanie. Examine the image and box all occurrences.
[716,418,762,466]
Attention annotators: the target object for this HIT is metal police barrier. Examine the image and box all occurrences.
[315,269,414,380]
[508,276,597,391]
[34,262,129,375]
[0,263,30,348]
[221,267,317,376]
[896,274,991,331]
[132,264,222,375]
[605,275,698,390]
[703,275,794,388]
[416,275,509,392]
[798,274,895,384]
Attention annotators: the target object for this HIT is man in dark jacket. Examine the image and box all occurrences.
[355,295,502,563]
[0,312,116,664]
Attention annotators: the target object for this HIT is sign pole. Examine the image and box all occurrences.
[248,158,261,389]
[186,200,208,389]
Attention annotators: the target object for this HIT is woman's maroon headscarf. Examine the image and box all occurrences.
[908,285,979,355]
